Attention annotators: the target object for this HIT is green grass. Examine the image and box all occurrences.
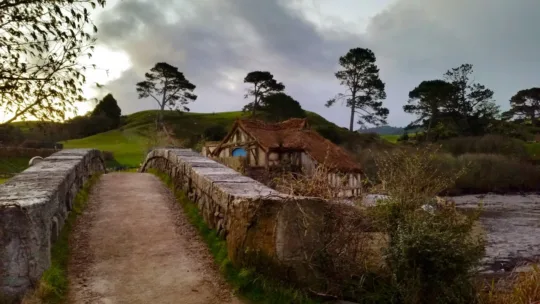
[525,142,540,160]
[63,129,147,168]
[61,110,354,168]
[381,134,400,143]
[151,169,318,304]
[29,174,101,304]
[0,157,29,182]
[0,157,29,174]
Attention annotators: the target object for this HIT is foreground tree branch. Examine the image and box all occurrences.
[0,0,106,124]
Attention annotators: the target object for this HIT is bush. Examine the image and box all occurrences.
[315,125,343,144]
[360,147,540,195]
[203,124,227,141]
[452,153,540,194]
[372,148,485,304]
[478,265,540,304]
[439,135,529,160]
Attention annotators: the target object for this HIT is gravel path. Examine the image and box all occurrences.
[68,172,242,304]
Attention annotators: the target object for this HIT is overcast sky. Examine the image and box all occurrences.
[84,0,540,129]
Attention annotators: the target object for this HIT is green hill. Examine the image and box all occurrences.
[64,110,360,168]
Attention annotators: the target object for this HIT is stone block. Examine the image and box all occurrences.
[0,149,105,302]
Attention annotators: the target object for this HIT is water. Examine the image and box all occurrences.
[363,194,540,273]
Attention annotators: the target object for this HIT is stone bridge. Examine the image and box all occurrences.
[0,149,105,301]
[1,148,539,302]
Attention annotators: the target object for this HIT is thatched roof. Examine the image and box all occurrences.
[219,118,361,173]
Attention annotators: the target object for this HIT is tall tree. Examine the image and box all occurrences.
[0,0,106,124]
[326,48,388,131]
[404,80,455,141]
[506,87,540,126]
[243,71,285,115]
[442,63,498,135]
[136,62,197,126]
[91,93,122,128]
[259,93,306,122]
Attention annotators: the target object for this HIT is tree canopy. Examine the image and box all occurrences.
[505,87,540,126]
[91,93,122,127]
[404,64,498,140]
[404,80,456,141]
[136,62,197,126]
[259,92,306,122]
[0,0,106,124]
[442,63,498,136]
[243,71,285,114]
[326,47,388,131]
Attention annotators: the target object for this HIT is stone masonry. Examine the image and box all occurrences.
[0,149,105,302]
[140,148,366,293]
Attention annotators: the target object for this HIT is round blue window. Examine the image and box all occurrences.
[232,148,247,157]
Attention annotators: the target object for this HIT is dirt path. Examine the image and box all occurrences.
[68,172,242,304]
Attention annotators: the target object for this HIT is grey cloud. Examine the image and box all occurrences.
[94,0,540,129]
[368,0,540,122]
[95,0,359,127]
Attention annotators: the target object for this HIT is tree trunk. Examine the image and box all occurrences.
[159,80,168,128]
[349,91,356,131]
[252,94,257,116]
[158,103,165,127]
[426,116,433,142]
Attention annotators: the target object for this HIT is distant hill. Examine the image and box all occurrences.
[62,110,388,167]
[358,125,423,135]
[358,125,405,135]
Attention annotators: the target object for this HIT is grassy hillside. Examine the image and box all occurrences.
[381,134,400,143]
[63,110,357,168]
[63,129,148,167]
[0,157,30,184]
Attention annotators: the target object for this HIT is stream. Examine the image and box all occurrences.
[363,194,540,274]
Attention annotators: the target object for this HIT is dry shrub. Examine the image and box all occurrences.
[360,147,540,195]
[144,124,186,152]
[214,156,247,174]
[270,157,389,300]
[374,147,464,209]
[479,265,540,304]
[273,164,345,200]
[440,135,529,160]
[372,147,485,304]
[453,153,540,194]
[310,203,386,301]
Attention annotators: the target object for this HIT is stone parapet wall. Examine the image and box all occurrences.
[0,149,105,302]
[140,149,368,293]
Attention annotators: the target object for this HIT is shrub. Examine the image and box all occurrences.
[203,124,227,141]
[315,125,343,144]
[360,147,540,195]
[372,148,485,304]
[452,153,540,194]
[478,265,540,304]
[439,135,529,159]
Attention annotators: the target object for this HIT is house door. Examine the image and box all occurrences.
[232,147,247,157]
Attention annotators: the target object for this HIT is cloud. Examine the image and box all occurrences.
[367,0,540,123]
[93,0,540,128]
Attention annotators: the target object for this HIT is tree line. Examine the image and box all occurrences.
[1,0,538,143]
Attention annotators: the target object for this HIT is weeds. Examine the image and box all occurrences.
[478,265,540,304]
[23,174,101,304]
[372,148,485,304]
[151,169,318,304]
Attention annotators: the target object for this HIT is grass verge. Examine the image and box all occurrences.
[150,169,318,304]
[24,174,102,304]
